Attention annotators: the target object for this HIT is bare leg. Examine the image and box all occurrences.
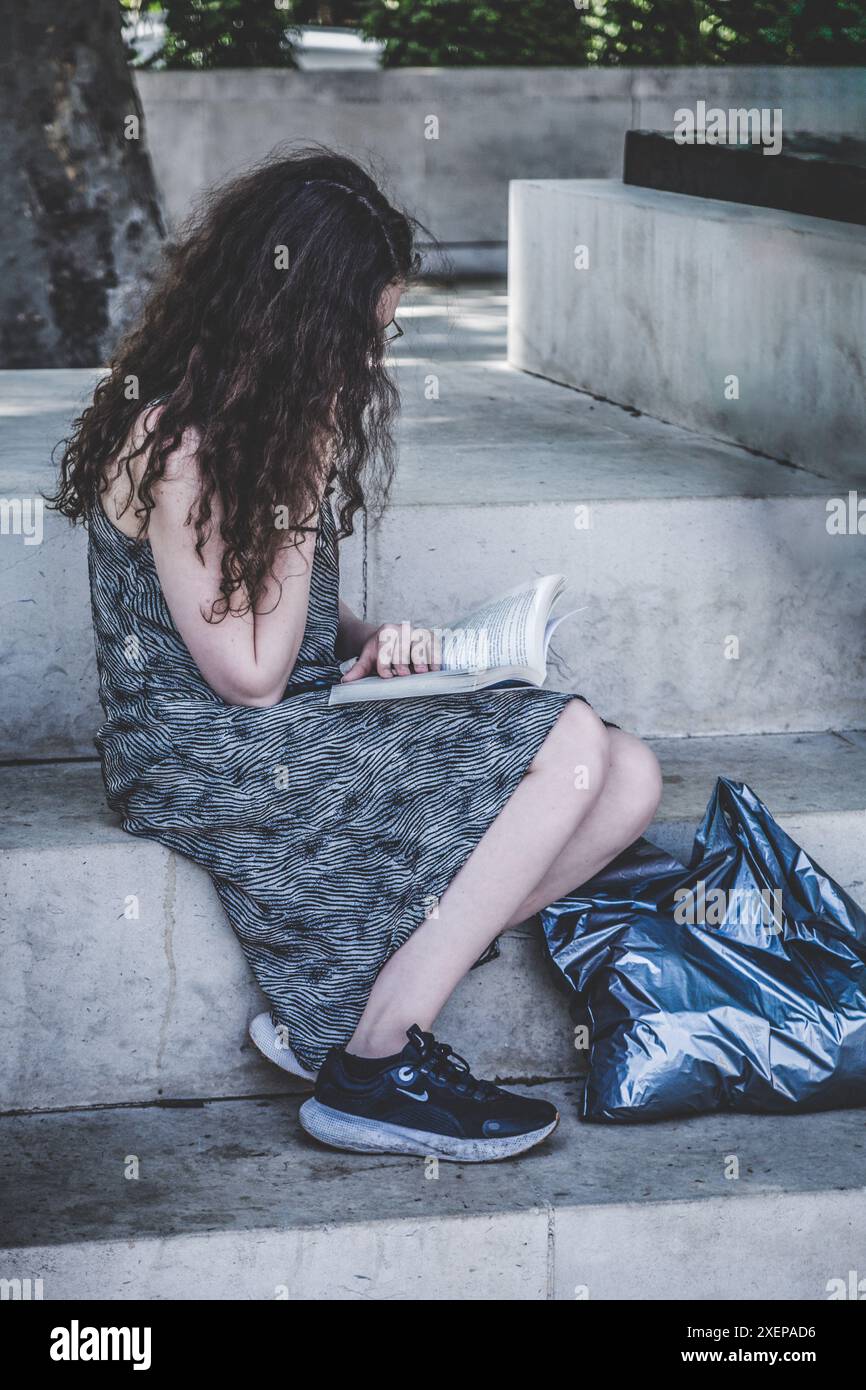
[504,729,662,926]
[348,706,658,1058]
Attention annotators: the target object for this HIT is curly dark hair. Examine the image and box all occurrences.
[50,147,420,616]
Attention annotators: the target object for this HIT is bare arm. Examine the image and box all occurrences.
[337,599,377,660]
[146,431,320,708]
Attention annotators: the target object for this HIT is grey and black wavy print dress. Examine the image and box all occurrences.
[88,491,583,1071]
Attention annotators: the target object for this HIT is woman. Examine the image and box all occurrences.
[53,149,662,1163]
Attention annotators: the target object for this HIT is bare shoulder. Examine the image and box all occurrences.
[102,404,206,539]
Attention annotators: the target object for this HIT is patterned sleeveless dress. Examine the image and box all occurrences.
[87,492,583,1070]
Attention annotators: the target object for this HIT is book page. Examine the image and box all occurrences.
[440,574,563,673]
[442,587,536,671]
[331,574,566,702]
[543,605,585,658]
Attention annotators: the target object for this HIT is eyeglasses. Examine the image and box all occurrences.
[383,319,404,344]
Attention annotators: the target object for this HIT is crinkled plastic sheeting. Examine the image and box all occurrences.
[540,779,866,1122]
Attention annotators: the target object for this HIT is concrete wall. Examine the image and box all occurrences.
[135,67,866,263]
[507,179,866,472]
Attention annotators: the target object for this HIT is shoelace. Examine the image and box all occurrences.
[407,1026,500,1101]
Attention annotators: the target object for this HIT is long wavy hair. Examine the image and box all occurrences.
[50,147,420,617]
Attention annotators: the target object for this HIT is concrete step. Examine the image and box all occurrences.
[3,1081,866,1299]
[376,325,866,739]
[507,179,866,472]
[2,286,866,757]
[2,730,865,1114]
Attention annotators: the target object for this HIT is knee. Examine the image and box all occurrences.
[609,730,663,831]
[535,699,611,795]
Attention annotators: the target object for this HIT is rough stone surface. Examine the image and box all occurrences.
[2,731,864,1113]
[0,2,164,368]
[508,180,866,473]
[3,1081,866,1299]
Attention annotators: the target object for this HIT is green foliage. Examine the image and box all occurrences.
[291,2,367,21]
[358,0,866,66]
[153,0,299,69]
[357,0,591,66]
[705,0,866,65]
[582,0,720,66]
[127,0,866,67]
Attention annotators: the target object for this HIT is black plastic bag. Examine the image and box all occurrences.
[540,778,866,1122]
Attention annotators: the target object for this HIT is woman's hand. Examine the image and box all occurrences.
[341,620,442,682]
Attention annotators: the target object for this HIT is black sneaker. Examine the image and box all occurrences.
[298,1025,559,1162]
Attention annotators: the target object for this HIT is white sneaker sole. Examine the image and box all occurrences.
[248,1013,318,1083]
[299,1098,559,1163]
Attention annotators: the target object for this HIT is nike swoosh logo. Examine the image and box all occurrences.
[396,1086,429,1102]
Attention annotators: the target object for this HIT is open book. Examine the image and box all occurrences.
[328,573,577,706]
